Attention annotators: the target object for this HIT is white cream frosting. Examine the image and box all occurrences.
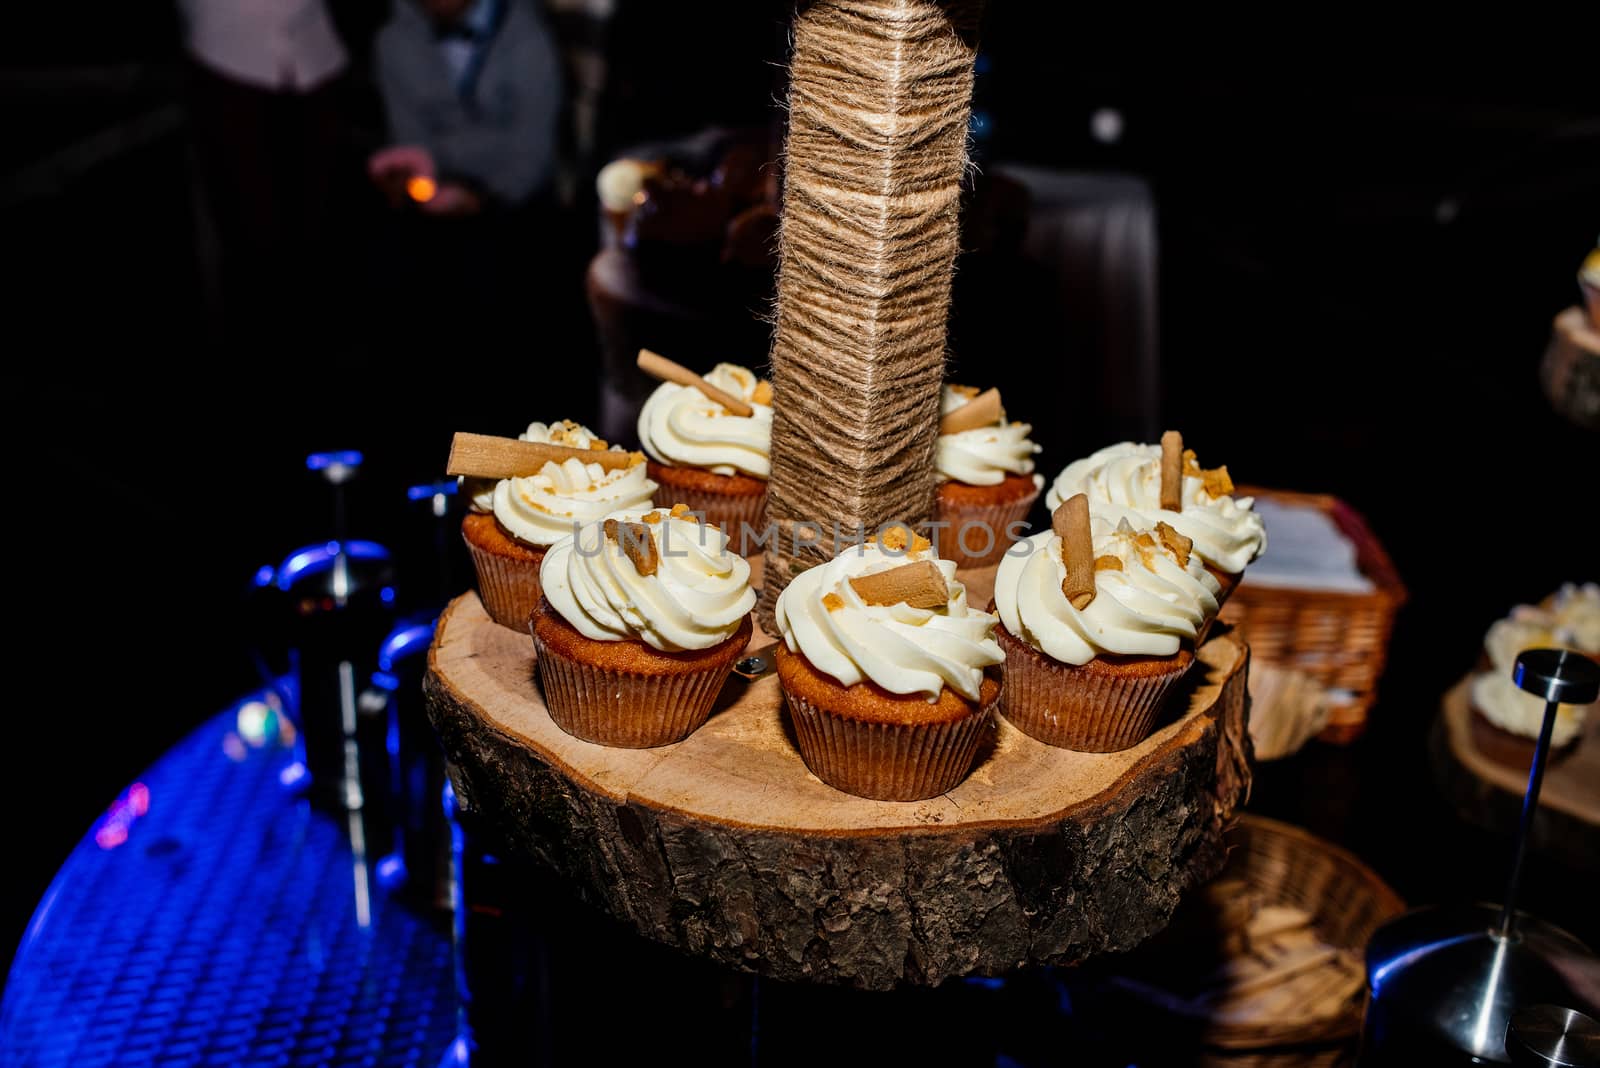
[935,386,1045,487]
[995,517,1221,666]
[1045,442,1267,574]
[774,539,1002,702]
[637,363,773,478]
[540,507,755,652]
[491,421,657,547]
[1473,583,1599,745]
[1546,582,1600,652]
[521,419,604,450]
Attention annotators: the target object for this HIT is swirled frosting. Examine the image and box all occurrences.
[995,517,1221,666]
[1045,442,1267,574]
[492,421,657,547]
[1547,582,1600,652]
[936,385,1045,487]
[540,506,755,651]
[522,419,604,451]
[774,535,1002,702]
[637,363,773,478]
[1473,583,1599,745]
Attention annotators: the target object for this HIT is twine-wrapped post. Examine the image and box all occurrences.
[759,0,981,627]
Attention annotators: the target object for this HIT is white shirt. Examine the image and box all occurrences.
[180,0,348,92]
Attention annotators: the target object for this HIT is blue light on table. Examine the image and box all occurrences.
[0,694,458,1067]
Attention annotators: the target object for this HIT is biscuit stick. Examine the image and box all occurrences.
[939,388,1002,435]
[447,432,636,478]
[1164,428,1190,511]
[1160,430,1184,511]
[1053,494,1096,610]
[847,561,949,609]
[637,349,754,417]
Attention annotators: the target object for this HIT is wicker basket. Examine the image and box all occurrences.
[1210,816,1406,1050]
[1221,488,1406,744]
[1106,815,1406,1067]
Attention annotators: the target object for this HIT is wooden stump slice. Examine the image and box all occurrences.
[425,586,1253,989]
[1432,674,1600,870]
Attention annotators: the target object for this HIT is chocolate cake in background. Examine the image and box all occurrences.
[585,123,1073,448]
[586,127,781,442]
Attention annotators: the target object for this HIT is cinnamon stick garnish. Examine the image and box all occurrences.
[1160,430,1184,511]
[447,432,636,479]
[1052,494,1096,610]
[847,560,949,609]
[939,387,1002,435]
[637,349,754,417]
[603,518,659,576]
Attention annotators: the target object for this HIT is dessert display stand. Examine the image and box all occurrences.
[426,588,1250,989]
[425,0,1252,991]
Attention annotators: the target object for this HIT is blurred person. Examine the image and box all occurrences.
[363,0,578,395]
[180,0,350,335]
[369,0,562,215]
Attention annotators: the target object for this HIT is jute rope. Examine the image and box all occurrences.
[759,0,979,628]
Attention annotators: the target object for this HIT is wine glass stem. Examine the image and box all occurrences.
[1496,698,1560,940]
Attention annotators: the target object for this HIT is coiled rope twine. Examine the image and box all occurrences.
[760,0,979,627]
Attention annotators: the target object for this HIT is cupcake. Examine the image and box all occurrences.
[1045,431,1266,608]
[772,527,1004,801]
[993,495,1221,752]
[462,420,657,630]
[636,362,772,541]
[533,504,756,747]
[931,384,1044,568]
[1469,583,1599,769]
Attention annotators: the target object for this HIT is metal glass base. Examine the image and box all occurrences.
[1359,903,1599,1065]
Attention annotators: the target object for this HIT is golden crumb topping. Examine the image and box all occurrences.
[1182,449,1235,498]
[873,526,933,554]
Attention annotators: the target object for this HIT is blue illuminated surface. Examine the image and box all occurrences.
[0,693,457,1067]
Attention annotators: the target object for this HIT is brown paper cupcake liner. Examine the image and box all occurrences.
[782,688,996,802]
[464,536,545,631]
[533,631,742,748]
[997,625,1193,752]
[657,487,767,550]
[934,487,1041,569]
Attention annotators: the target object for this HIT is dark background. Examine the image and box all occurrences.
[5,4,1598,975]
